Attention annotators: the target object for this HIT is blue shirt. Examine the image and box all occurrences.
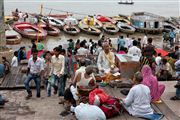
[118,38,125,47]
[169,31,175,38]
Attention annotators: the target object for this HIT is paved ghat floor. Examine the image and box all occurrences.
[0,81,179,120]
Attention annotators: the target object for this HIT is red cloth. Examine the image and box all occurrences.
[155,48,168,57]
[27,50,44,59]
[89,88,109,105]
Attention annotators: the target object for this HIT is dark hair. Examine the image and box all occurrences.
[133,40,138,46]
[54,47,61,52]
[134,72,143,83]
[148,38,153,43]
[121,36,123,39]
[14,51,18,56]
[175,46,179,50]
[31,39,35,43]
[79,59,86,66]
[69,39,73,42]
[162,58,167,64]
[127,34,129,37]
[2,57,6,60]
[138,38,141,41]
[43,51,51,58]
[98,40,102,47]
[60,49,66,54]
[58,45,62,50]
[80,41,85,47]
[89,39,93,43]
[158,53,161,56]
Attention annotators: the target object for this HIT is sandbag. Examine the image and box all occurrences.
[89,88,109,105]
[75,103,106,120]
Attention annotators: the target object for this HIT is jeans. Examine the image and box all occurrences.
[47,75,57,97]
[58,74,67,96]
[169,37,174,46]
[24,73,41,97]
[176,88,180,98]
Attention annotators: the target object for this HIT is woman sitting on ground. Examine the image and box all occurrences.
[122,72,153,117]
[141,65,165,103]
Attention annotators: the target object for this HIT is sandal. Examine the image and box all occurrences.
[170,96,180,100]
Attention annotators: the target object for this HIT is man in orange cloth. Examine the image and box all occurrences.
[97,41,120,83]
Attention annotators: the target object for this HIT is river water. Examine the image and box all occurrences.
[4,0,178,50]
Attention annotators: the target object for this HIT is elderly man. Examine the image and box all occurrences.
[97,42,119,83]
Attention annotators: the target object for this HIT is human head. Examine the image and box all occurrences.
[141,65,153,78]
[53,47,60,57]
[79,59,86,67]
[85,66,94,75]
[43,51,51,60]
[98,40,102,47]
[162,58,167,65]
[80,41,85,48]
[31,39,35,44]
[109,39,111,43]
[60,49,66,56]
[148,38,153,44]
[58,45,62,50]
[103,42,110,53]
[32,49,38,60]
[2,57,7,63]
[89,39,93,43]
[138,38,141,41]
[175,46,179,51]
[120,36,123,39]
[14,51,18,57]
[69,39,73,42]
[76,39,80,43]
[127,34,129,38]
[133,40,138,46]
[133,72,143,84]
[158,53,161,56]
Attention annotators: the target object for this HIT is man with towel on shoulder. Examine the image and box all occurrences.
[97,41,120,84]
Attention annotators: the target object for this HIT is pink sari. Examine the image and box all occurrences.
[141,65,165,101]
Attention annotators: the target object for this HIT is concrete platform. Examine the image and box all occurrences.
[0,81,179,120]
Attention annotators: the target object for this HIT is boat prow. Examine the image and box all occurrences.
[103,23,119,34]
[117,22,135,34]
[63,25,80,36]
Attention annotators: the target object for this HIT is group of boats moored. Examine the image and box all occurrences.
[5,12,180,45]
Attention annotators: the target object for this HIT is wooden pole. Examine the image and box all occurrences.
[0,0,6,48]
[40,4,43,15]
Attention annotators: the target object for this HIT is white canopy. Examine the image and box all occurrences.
[64,17,78,26]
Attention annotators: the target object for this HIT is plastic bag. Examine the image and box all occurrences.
[75,103,106,120]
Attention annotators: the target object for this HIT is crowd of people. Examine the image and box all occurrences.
[0,33,179,119]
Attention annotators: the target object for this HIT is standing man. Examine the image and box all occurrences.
[11,51,18,67]
[51,47,65,99]
[117,36,125,52]
[24,49,44,99]
[169,29,175,47]
[142,33,148,48]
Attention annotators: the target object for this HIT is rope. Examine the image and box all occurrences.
[43,7,91,16]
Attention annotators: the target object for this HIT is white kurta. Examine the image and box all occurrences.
[123,84,153,117]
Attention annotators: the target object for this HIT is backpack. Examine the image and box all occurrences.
[99,97,123,118]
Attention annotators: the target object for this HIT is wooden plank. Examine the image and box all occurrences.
[151,104,168,120]
[154,101,180,120]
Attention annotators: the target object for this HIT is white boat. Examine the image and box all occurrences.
[5,25,22,45]
[117,22,136,34]
[41,16,65,29]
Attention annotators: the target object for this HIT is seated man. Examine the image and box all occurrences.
[97,42,119,83]
[122,72,153,117]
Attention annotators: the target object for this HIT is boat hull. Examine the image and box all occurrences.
[63,25,80,36]
[117,22,135,34]
[78,21,101,36]
[13,22,47,40]
[103,23,119,34]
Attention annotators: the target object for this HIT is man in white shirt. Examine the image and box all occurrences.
[142,33,148,48]
[24,49,44,99]
[123,72,153,117]
[124,34,132,48]
[155,53,162,66]
[11,51,18,67]
[51,47,65,97]
[128,40,142,58]
[77,41,89,55]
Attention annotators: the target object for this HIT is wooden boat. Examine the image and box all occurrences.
[78,21,101,36]
[118,0,134,5]
[82,17,103,29]
[48,13,73,20]
[111,16,131,25]
[5,25,22,45]
[13,22,47,40]
[131,12,165,34]
[4,16,15,24]
[41,16,65,29]
[63,25,80,35]
[96,15,116,24]
[103,23,119,34]
[64,16,78,26]
[117,22,135,34]
[163,22,180,34]
[38,23,60,36]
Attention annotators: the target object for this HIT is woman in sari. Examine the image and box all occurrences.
[141,65,165,102]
